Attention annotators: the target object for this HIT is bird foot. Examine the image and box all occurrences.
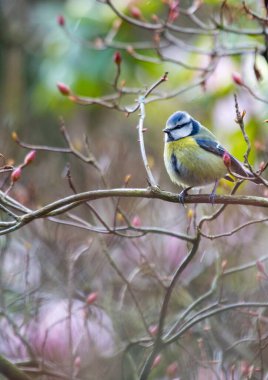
[178,187,191,205]
[209,180,219,205]
[209,192,216,205]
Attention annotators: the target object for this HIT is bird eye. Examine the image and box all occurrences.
[176,122,189,129]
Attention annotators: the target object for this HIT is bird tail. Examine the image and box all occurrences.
[228,154,263,184]
[245,171,263,184]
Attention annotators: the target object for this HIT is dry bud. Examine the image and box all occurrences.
[124,174,132,184]
[223,151,231,167]
[86,292,98,305]
[254,140,265,151]
[151,14,159,22]
[116,212,124,223]
[254,63,262,82]
[114,51,122,66]
[11,131,19,143]
[94,37,104,49]
[112,19,122,30]
[153,32,161,44]
[241,110,246,119]
[11,166,22,183]
[57,82,71,96]
[197,337,204,349]
[221,259,228,271]
[232,72,244,86]
[187,208,194,219]
[24,150,36,166]
[57,15,65,27]
[126,45,134,55]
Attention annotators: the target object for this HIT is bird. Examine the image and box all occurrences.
[163,111,261,202]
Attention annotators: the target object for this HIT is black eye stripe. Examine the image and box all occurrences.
[171,121,190,130]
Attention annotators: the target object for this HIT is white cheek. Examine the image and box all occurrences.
[172,124,192,140]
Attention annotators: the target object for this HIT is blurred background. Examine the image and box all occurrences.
[1,0,268,379]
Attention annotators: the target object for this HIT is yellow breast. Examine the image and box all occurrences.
[164,137,227,188]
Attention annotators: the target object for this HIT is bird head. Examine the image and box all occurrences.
[163,111,198,142]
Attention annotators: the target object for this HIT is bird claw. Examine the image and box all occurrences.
[178,190,186,205]
[209,180,219,205]
[178,187,191,205]
[209,192,216,205]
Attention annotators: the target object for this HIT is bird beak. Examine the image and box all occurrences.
[162,128,168,133]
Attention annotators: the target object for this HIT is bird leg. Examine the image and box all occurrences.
[178,186,192,205]
[209,180,219,204]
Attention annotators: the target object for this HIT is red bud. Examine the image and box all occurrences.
[57,82,71,96]
[132,215,141,227]
[57,15,65,27]
[256,260,268,278]
[232,72,244,86]
[166,362,178,377]
[259,161,266,172]
[168,1,180,22]
[11,167,22,183]
[24,150,36,166]
[148,324,158,336]
[86,292,98,305]
[114,51,122,65]
[130,6,142,19]
[223,151,231,167]
[240,361,253,377]
[74,356,81,369]
[152,354,161,368]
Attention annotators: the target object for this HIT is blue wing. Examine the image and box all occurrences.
[195,138,250,177]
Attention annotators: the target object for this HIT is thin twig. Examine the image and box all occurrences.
[139,233,201,380]
[137,97,156,187]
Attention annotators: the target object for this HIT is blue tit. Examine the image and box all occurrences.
[163,111,261,201]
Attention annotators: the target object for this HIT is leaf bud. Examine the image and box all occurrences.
[114,51,122,66]
[86,292,98,305]
[132,215,141,227]
[57,82,71,96]
[232,72,244,86]
[11,167,22,183]
[130,6,142,19]
[57,15,65,27]
[11,131,19,142]
[24,150,36,166]
[152,354,161,368]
